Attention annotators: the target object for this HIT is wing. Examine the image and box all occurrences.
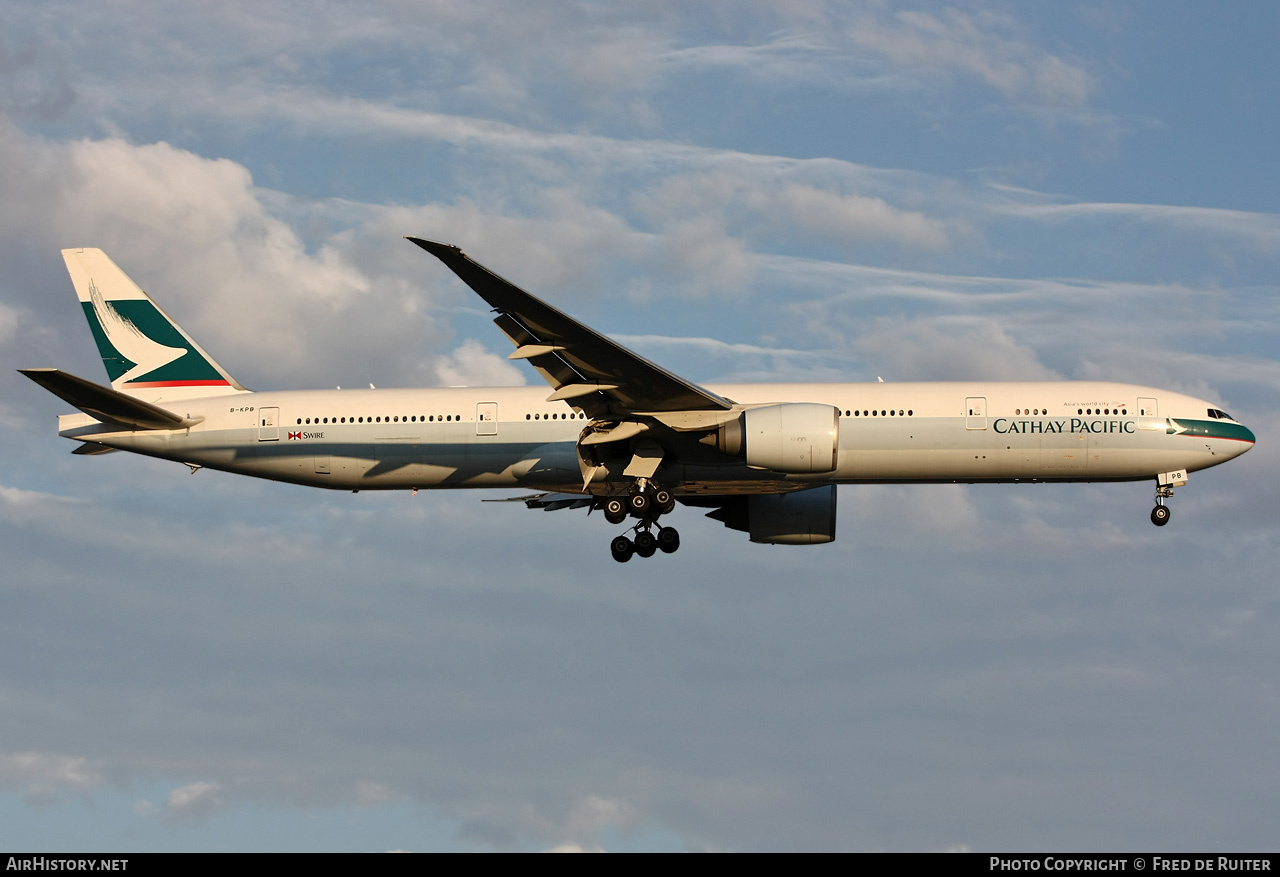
[407,238,733,417]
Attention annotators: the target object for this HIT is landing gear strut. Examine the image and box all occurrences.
[1150,471,1186,528]
[1151,485,1173,527]
[604,482,681,562]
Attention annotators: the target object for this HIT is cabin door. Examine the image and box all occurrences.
[965,397,987,430]
[1137,396,1160,431]
[258,407,280,441]
[476,402,498,435]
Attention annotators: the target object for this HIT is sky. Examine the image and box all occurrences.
[2,0,1278,853]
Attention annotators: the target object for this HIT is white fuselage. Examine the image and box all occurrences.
[57,380,1254,495]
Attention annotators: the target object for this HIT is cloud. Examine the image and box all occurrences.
[771,182,953,250]
[998,200,1280,252]
[848,6,1093,107]
[0,751,102,791]
[354,780,403,806]
[52,1,679,132]
[0,122,488,391]
[543,842,606,853]
[433,339,528,387]
[614,334,850,383]
[666,31,849,88]
[160,781,224,822]
[615,334,822,363]
[0,28,75,122]
[647,216,758,298]
[637,170,955,253]
[42,2,1091,136]
[0,125,372,373]
[848,315,1060,382]
[0,299,21,345]
[0,483,85,529]
[566,794,636,836]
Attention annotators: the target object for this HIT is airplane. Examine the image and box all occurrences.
[22,240,1255,563]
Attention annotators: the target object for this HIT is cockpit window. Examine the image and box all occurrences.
[1207,408,1235,421]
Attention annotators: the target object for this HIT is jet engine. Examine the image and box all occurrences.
[710,402,840,473]
[706,485,837,545]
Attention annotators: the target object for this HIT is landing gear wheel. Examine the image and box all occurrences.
[629,491,650,517]
[610,535,635,563]
[653,489,675,515]
[1151,505,1171,527]
[657,526,680,554]
[634,530,657,558]
[604,497,627,525]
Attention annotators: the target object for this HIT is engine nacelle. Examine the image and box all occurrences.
[715,403,840,473]
[708,486,837,545]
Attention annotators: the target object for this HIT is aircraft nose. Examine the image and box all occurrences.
[1225,420,1257,455]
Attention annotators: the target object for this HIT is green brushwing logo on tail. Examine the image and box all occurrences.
[81,281,227,388]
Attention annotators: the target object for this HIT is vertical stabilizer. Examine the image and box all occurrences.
[61,248,248,400]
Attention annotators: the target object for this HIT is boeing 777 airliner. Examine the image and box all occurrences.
[22,240,1255,562]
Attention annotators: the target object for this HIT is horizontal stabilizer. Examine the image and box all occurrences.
[19,368,204,430]
[483,492,594,511]
[72,442,120,456]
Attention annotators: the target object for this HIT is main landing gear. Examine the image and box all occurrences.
[605,481,680,563]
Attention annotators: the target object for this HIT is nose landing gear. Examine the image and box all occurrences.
[1150,470,1186,527]
[1151,483,1174,526]
[1151,500,1171,526]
